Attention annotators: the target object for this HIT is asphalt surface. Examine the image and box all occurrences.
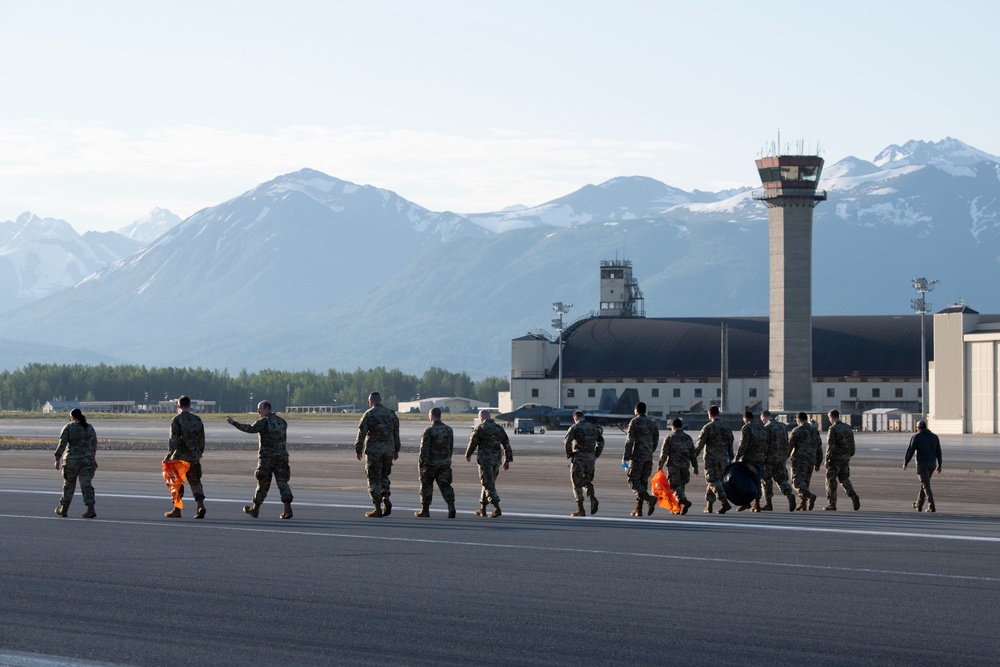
[2,419,999,665]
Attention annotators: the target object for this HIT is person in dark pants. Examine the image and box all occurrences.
[904,420,942,512]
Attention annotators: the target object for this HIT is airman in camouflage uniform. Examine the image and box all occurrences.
[355,392,401,518]
[760,410,796,512]
[53,408,98,518]
[415,407,456,518]
[563,410,605,516]
[657,418,699,514]
[735,410,768,511]
[788,412,823,510]
[825,409,860,511]
[693,404,734,514]
[163,395,207,519]
[227,400,294,519]
[465,409,513,517]
[623,401,658,517]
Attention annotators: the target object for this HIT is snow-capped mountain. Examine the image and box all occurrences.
[0,212,141,313]
[1,139,998,377]
[116,207,183,244]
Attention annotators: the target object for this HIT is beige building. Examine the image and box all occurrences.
[929,305,1000,434]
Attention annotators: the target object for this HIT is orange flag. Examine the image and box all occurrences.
[651,469,681,514]
[162,460,191,509]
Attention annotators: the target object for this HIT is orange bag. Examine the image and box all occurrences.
[162,460,191,509]
[651,469,681,514]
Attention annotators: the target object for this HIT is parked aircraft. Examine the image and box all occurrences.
[497,388,641,431]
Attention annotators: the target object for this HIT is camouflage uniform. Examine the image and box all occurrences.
[355,404,401,506]
[693,418,734,503]
[231,412,293,504]
[465,418,513,507]
[418,419,455,506]
[166,410,206,502]
[761,420,793,504]
[657,429,698,502]
[788,422,823,504]
[563,420,605,503]
[735,418,768,507]
[825,421,858,508]
[623,414,658,502]
[54,421,98,510]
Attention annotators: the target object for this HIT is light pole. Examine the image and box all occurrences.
[552,302,573,409]
[911,277,939,422]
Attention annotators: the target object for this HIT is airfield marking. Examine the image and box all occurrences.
[2,510,999,584]
[3,487,999,544]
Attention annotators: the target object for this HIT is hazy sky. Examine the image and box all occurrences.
[1,0,997,232]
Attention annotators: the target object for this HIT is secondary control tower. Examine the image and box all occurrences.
[753,153,827,412]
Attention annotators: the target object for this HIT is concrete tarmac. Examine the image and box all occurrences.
[1,419,998,666]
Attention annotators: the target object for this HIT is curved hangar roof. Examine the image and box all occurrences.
[558,315,997,380]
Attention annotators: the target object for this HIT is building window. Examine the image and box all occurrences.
[694,388,702,398]
[588,388,596,398]
[827,388,835,398]
[672,388,680,398]
[872,388,881,398]
[849,388,858,398]
[716,388,722,397]
[749,388,757,398]
[567,388,575,398]
[531,388,539,398]
[895,388,903,398]
[651,388,659,398]
[918,388,922,398]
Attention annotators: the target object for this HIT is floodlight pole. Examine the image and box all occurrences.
[552,302,573,409]
[911,277,939,422]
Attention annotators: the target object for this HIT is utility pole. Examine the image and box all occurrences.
[911,277,939,422]
[552,302,573,409]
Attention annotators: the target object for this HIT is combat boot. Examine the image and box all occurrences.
[807,492,817,511]
[243,503,260,518]
[382,498,392,516]
[761,500,773,511]
[645,493,656,516]
[571,500,586,517]
[165,507,182,518]
[475,501,488,517]
[365,502,384,518]
[82,505,96,519]
[55,504,68,517]
[913,500,923,512]
[751,499,762,512]
[737,504,751,512]
[280,501,293,519]
[718,498,732,514]
[704,500,714,514]
[785,491,797,512]
[795,496,808,511]
[823,503,837,511]
[489,503,502,518]
[680,498,692,515]
[630,499,644,517]
[850,492,861,511]
[926,505,936,513]
[446,501,456,519]
[590,495,599,515]
[195,502,206,519]
[414,503,430,518]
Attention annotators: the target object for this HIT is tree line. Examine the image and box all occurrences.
[0,363,509,413]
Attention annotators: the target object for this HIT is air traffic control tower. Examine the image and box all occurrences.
[753,154,826,412]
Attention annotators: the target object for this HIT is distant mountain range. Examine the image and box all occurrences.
[2,137,998,379]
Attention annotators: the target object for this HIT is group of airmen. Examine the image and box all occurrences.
[52,392,866,520]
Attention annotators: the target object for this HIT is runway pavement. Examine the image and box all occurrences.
[1,450,998,666]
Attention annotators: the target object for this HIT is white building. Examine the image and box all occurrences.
[929,305,1000,434]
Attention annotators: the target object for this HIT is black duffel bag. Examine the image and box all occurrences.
[722,461,761,507]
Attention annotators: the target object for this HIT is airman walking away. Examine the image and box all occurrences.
[415,407,456,518]
[825,409,860,511]
[355,392,401,518]
[657,418,699,514]
[623,402,659,517]
[735,410,768,511]
[788,412,823,510]
[693,405,734,514]
[227,401,294,519]
[564,410,605,516]
[164,395,207,519]
[54,408,98,519]
[760,410,796,512]
[466,409,513,517]
[904,420,942,512]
